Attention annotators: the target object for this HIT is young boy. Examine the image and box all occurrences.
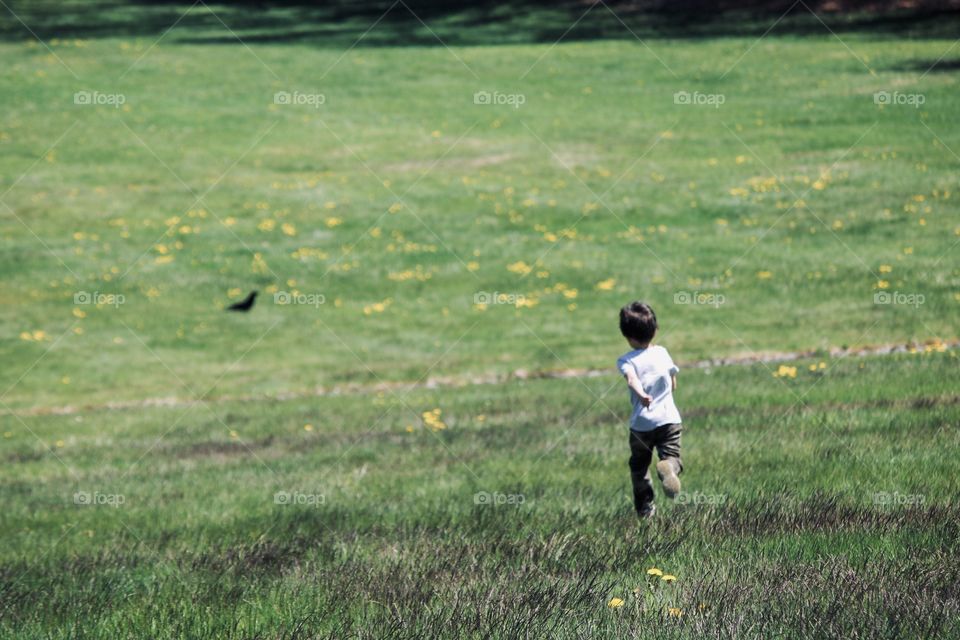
[617,301,683,519]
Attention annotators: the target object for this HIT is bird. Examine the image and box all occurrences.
[226,291,258,312]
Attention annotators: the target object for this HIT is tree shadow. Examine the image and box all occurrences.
[2,0,960,45]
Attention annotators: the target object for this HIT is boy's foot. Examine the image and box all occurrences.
[637,504,656,519]
[656,460,681,499]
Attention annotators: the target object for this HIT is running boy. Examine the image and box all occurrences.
[616,301,683,519]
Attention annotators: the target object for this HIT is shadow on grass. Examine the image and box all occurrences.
[3,0,960,46]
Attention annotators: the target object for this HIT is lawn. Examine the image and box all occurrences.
[1,1,959,637]
[3,351,958,637]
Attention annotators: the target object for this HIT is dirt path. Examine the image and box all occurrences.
[7,339,956,418]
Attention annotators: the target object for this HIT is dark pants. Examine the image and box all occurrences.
[628,424,683,513]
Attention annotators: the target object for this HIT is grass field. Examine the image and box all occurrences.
[2,1,959,637]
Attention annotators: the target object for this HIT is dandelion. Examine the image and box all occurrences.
[422,408,446,431]
[774,365,797,379]
[647,568,663,577]
[667,607,683,617]
[607,597,625,608]
[325,217,342,228]
[506,261,533,276]
[879,264,892,273]
[876,280,889,289]
[756,270,772,280]
[596,278,616,291]
[303,424,313,432]
[661,574,677,583]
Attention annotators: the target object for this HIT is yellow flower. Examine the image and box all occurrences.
[607,597,625,608]
[667,607,683,617]
[774,365,797,379]
[647,568,663,576]
[303,424,313,432]
[876,280,889,289]
[595,278,616,291]
[879,264,892,273]
[422,408,446,431]
[506,261,533,276]
[661,574,677,582]
[756,270,772,280]
[325,217,342,228]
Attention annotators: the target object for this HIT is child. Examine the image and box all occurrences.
[616,301,683,519]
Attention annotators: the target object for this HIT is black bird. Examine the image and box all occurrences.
[226,291,258,312]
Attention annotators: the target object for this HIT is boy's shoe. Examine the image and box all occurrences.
[637,504,656,519]
[656,460,681,499]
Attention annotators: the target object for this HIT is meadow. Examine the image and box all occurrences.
[1,1,959,637]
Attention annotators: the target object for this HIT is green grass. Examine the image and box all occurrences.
[2,3,960,637]
[3,351,959,638]
[2,18,959,409]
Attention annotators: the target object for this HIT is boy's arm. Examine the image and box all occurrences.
[623,369,653,407]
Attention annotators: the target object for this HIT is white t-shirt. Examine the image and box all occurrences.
[617,345,681,431]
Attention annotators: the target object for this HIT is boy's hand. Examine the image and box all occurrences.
[624,371,653,408]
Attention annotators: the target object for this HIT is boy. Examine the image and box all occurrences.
[616,301,683,519]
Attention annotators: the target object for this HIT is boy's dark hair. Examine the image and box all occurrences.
[619,301,658,344]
